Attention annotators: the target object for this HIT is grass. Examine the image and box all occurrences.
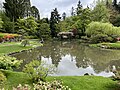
[0,40,120,90]
[90,42,120,49]
[0,70,32,89]
[47,76,120,90]
[0,70,120,90]
[0,39,42,55]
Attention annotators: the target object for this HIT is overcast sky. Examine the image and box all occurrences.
[31,0,94,18]
[1,0,120,18]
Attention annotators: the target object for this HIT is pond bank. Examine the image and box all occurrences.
[0,39,42,55]
[89,42,120,49]
[1,70,120,90]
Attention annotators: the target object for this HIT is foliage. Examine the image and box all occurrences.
[71,7,75,16]
[86,22,120,43]
[0,71,6,85]
[23,60,56,82]
[13,84,31,90]
[50,8,61,37]
[76,0,83,15]
[0,55,22,70]
[71,7,92,37]
[62,12,66,20]
[1,11,14,33]
[92,0,110,22]
[12,80,71,90]
[16,16,38,36]
[30,6,40,20]
[37,23,51,39]
[33,80,71,90]
[0,15,3,29]
[3,0,28,22]
[21,40,30,47]
[90,34,112,43]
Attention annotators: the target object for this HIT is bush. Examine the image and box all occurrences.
[86,22,120,43]
[0,71,6,85]
[0,56,22,70]
[21,40,30,47]
[13,80,71,90]
[23,60,56,82]
[33,80,71,90]
[90,34,115,44]
[13,84,31,90]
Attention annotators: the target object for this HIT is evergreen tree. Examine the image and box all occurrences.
[50,8,60,37]
[24,0,31,18]
[76,0,83,15]
[62,12,66,20]
[113,0,118,10]
[3,0,27,22]
[71,7,75,16]
[30,6,40,20]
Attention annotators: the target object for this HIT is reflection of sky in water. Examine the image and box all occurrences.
[41,55,114,77]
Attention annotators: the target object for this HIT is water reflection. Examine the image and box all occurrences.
[12,41,120,77]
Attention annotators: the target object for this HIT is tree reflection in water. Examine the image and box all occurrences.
[12,41,120,77]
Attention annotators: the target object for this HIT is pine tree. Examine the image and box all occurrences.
[24,0,31,18]
[71,7,75,16]
[50,8,61,37]
[3,0,26,22]
[113,0,118,10]
[62,12,66,20]
[76,0,83,15]
[30,6,40,20]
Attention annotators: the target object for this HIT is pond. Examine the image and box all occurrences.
[12,40,120,77]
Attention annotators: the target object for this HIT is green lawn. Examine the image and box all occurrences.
[47,76,120,90]
[90,42,120,49]
[0,39,42,55]
[1,70,120,90]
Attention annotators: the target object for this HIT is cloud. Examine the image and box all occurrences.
[31,0,95,18]
[1,0,95,18]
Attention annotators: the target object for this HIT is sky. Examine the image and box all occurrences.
[31,0,94,18]
[1,0,120,18]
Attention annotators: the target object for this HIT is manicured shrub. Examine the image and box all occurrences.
[0,56,22,70]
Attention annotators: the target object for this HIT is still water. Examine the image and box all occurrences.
[12,41,120,77]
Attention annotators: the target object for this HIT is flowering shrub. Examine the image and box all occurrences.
[33,80,71,90]
[0,33,21,43]
[0,56,22,70]
[0,71,6,85]
[23,60,56,82]
[13,84,31,90]
[12,80,71,90]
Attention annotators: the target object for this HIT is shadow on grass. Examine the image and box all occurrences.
[105,82,120,90]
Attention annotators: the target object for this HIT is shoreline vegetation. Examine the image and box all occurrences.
[1,70,120,90]
[0,40,120,90]
[89,42,120,49]
[0,39,42,55]
[1,0,120,89]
